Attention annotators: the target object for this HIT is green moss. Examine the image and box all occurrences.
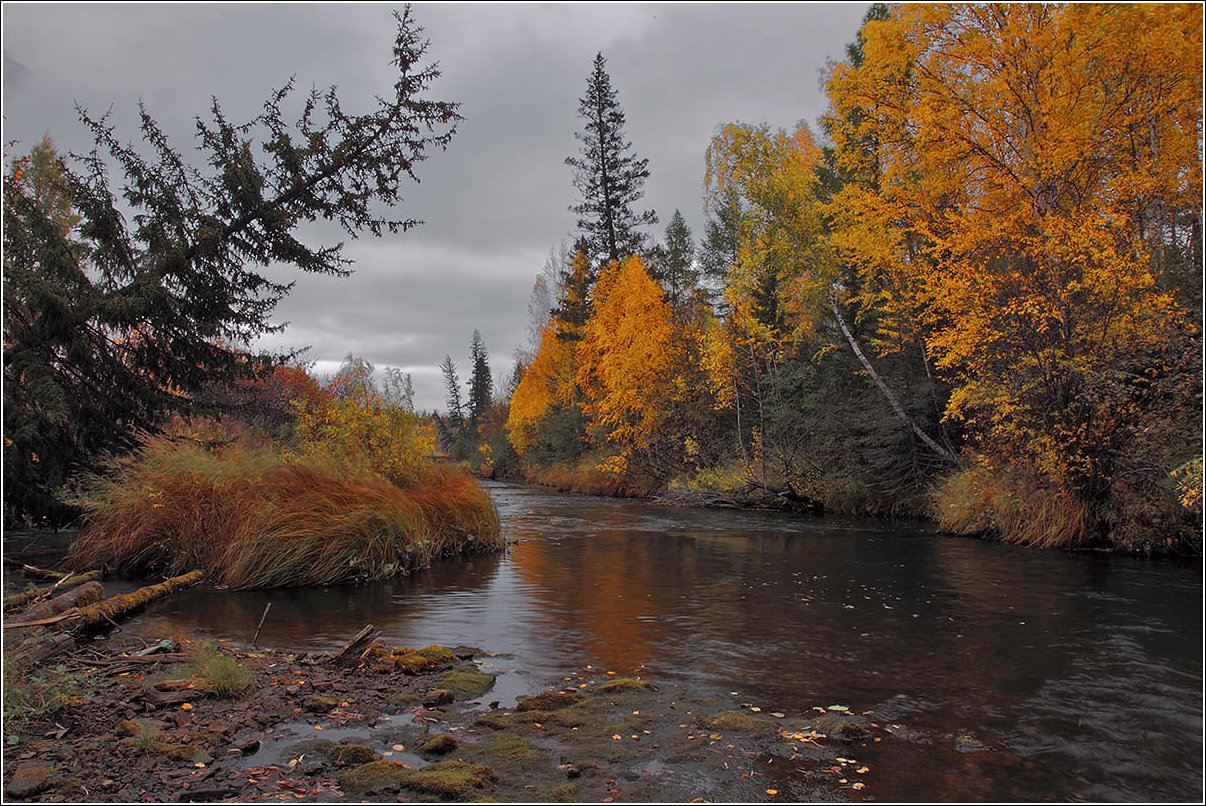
[303,695,340,712]
[515,691,582,711]
[702,710,776,735]
[331,744,378,765]
[393,645,459,674]
[596,678,654,693]
[423,688,455,706]
[420,734,459,755]
[473,732,545,772]
[439,667,496,699]
[399,760,497,798]
[337,760,408,795]
[548,782,581,802]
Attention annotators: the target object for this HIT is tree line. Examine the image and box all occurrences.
[499,3,1202,552]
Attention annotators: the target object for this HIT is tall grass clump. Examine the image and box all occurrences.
[68,431,503,589]
[931,462,1091,549]
[187,641,251,697]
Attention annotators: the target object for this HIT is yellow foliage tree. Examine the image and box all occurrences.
[826,4,1202,538]
[292,359,433,486]
[577,256,684,475]
[506,324,580,458]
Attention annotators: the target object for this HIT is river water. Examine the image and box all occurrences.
[12,482,1203,801]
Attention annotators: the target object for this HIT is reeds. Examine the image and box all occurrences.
[68,435,503,589]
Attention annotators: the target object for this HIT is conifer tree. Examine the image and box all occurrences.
[468,329,494,424]
[565,53,657,265]
[2,7,459,525]
[654,209,698,311]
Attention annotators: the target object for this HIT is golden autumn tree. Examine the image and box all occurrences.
[826,3,1203,548]
[577,255,685,477]
[506,324,582,460]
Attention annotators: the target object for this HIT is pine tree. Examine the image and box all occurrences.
[2,8,459,525]
[565,53,657,265]
[468,329,493,424]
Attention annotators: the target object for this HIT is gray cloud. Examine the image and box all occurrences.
[2,2,870,410]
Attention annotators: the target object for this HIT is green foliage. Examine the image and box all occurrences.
[2,8,459,526]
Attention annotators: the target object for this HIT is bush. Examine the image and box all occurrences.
[67,433,502,589]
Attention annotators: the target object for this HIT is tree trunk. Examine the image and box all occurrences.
[828,295,959,465]
[4,570,103,612]
[71,571,204,631]
[8,581,105,626]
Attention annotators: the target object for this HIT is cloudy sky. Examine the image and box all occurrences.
[3,2,870,411]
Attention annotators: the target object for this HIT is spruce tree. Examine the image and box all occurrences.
[468,329,493,424]
[565,53,656,265]
[655,209,698,310]
[2,8,460,525]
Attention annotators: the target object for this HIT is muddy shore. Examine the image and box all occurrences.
[3,626,891,803]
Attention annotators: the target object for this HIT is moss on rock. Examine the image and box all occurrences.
[439,667,496,699]
[420,734,459,755]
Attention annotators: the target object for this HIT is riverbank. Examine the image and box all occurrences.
[4,626,892,802]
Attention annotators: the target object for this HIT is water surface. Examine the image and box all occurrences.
[10,482,1201,800]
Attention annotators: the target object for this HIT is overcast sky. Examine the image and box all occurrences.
[2,2,870,411]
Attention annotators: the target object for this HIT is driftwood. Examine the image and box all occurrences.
[71,570,204,631]
[6,571,204,669]
[8,582,106,626]
[4,571,104,612]
[3,560,70,580]
[329,624,381,666]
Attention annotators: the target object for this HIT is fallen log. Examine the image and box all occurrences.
[329,624,381,666]
[3,560,70,580]
[5,571,204,669]
[8,582,106,626]
[71,570,204,631]
[4,570,104,612]
[7,631,78,668]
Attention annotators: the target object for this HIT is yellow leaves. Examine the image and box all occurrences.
[506,324,578,457]
[577,256,682,456]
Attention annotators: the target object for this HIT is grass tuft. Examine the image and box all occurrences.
[67,434,502,589]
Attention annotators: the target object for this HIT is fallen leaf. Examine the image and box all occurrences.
[852,782,865,790]
[391,744,405,752]
[766,789,779,795]
[180,703,193,711]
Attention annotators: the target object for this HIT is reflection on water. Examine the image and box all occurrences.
[9,482,1200,801]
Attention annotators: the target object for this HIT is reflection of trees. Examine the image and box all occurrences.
[136,552,502,650]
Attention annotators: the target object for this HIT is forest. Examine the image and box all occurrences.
[487,3,1203,553]
[4,3,1203,559]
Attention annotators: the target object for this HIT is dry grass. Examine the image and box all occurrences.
[68,435,502,589]
[931,463,1090,549]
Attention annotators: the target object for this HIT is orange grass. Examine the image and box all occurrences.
[68,436,503,589]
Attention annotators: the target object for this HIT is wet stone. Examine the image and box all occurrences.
[6,763,59,798]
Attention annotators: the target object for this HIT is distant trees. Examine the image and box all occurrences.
[565,53,657,264]
[2,8,460,526]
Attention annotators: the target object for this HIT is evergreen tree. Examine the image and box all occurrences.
[2,8,459,526]
[654,209,698,311]
[468,329,493,423]
[565,53,656,265]
[440,354,465,437]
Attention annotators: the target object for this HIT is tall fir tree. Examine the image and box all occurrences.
[468,329,494,424]
[565,53,657,265]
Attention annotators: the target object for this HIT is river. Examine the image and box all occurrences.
[9,482,1202,801]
